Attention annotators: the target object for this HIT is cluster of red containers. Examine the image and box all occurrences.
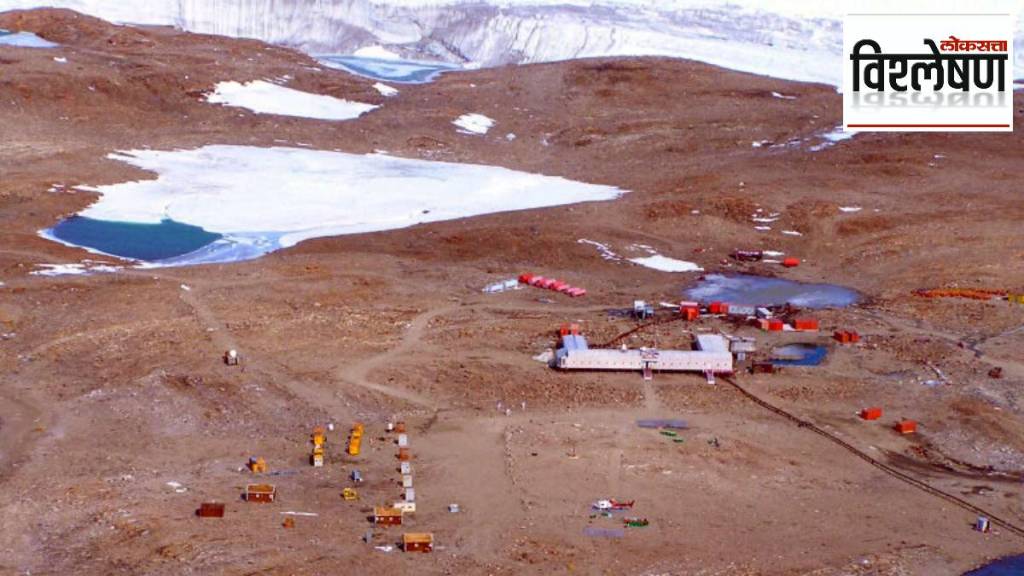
[755,317,818,332]
[519,274,586,298]
[834,330,861,344]
[707,301,729,315]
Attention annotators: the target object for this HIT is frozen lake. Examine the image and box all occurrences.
[0,29,59,48]
[685,274,859,309]
[770,343,828,366]
[317,55,459,84]
[41,146,624,266]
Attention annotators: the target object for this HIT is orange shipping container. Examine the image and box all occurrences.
[895,420,917,434]
[708,301,729,315]
[768,319,785,332]
[793,318,819,331]
[860,407,882,420]
[681,307,699,321]
[782,257,801,268]
[398,447,411,461]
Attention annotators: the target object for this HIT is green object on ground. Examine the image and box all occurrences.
[659,430,678,437]
[672,438,685,444]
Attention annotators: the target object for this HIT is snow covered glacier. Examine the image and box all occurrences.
[2,0,1021,86]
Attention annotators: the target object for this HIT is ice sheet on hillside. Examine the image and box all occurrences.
[61,146,624,265]
[0,30,58,48]
[3,1,1023,86]
[206,80,377,120]
[453,113,494,134]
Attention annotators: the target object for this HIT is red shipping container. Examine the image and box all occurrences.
[568,288,586,298]
[551,281,568,292]
[708,301,729,315]
[782,257,801,268]
[768,319,785,331]
[540,278,557,289]
[518,273,534,284]
[860,407,882,421]
[895,420,917,434]
[529,276,547,287]
[834,330,861,344]
[793,318,819,331]
[681,307,699,321]
[756,319,771,331]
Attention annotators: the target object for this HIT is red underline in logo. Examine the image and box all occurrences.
[846,123,1011,128]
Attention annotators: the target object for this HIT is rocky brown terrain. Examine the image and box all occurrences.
[1,9,1023,575]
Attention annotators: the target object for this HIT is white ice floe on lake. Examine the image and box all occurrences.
[629,254,703,273]
[453,113,495,135]
[206,80,377,120]
[63,146,623,265]
[372,82,399,96]
[838,206,862,213]
[0,30,58,48]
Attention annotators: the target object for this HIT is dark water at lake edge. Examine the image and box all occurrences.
[963,555,1024,575]
[47,216,222,262]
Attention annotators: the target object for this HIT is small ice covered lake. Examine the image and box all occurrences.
[685,274,860,309]
[318,55,460,84]
[42,146,624,266]
[0,29,59,48]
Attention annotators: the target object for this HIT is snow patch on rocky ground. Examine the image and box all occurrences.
[453,113,495,135]
[31,262,121,276]
[56,146,624,265]
[578,239,702,271]
[372,82,399,96]
[206,80,377,120]
[629,254,703,272]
